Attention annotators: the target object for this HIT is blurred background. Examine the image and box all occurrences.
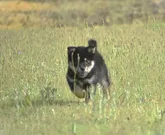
[0,0,165,28]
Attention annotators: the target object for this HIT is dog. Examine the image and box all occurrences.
[66,39,111,103]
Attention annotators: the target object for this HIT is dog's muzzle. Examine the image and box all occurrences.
[69,61,95,78]
[77,61,95,78]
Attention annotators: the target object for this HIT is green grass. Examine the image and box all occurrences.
[0,23,165,135]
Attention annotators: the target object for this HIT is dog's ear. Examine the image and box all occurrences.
[67,46,76,55]
[87,39,97,54]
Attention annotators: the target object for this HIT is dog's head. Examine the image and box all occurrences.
[67,39,97,78]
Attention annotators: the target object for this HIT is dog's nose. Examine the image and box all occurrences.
[80,67,85,71]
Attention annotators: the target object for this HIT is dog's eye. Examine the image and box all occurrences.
[84,58,91,64]
[86,60,90,64]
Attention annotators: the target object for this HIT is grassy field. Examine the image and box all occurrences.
[0,22,165,135]
[0,0,165,28]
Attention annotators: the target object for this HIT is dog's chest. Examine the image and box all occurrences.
[78,76,95,87]
[67,74,95,89]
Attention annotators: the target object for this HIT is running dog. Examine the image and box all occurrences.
[66,39,111,103]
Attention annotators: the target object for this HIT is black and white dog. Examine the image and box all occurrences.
[66,39,111,103]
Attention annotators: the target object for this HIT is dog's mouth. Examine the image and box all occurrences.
[77,61,95,78]
[77,70,88,78]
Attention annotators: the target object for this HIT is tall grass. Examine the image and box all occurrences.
[0,23,165,135]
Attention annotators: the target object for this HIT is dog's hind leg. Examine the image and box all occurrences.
[101,80,111,100]
[102,88,110,100]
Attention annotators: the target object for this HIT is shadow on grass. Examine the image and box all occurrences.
[0,98,81,109]
[32,99,81,107]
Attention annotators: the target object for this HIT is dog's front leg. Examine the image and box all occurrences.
[84,87,91,104]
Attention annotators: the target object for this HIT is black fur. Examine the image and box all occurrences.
[66,39,111,102]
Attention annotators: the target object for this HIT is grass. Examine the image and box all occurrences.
[0,0,165,28]
[0,22,165,135]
